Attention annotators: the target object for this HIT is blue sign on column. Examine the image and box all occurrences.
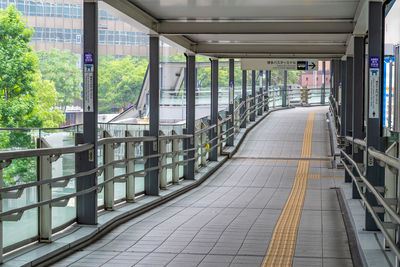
[369,56,380,68]
[84,52,94,64]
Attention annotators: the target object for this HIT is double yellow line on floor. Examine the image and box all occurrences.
[261,111,316,267]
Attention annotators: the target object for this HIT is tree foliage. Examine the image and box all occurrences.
[0,5,64,186]
[0,4,36,100]
[98,55,148,113]
[37,49,82,112]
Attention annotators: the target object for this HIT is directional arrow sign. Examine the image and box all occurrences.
[241,58,319,71]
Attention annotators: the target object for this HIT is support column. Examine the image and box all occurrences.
[330,60,334,99]
[352,36,365,199]
[210,59,219,161]
[184,55,195,179]
[321,61,326,104]
[345,57,354,183]
[265,70,270,111]
[365,1,385,230]
[283,70,287,107]
[241,70,247,128]
[250,70,256,121]
[227,59,234,146]
[333,59,340,102]
[145,36,160,196]
[77,0,98,225]
[340,60,347,137]
[258,71,263,116]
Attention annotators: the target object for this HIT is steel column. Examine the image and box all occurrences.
[365,1,385,230]
[283,70,288,107]
[210,59,219,161]
[340,60,347,137]
[184,55,195,179]
[352,37,365,199]
[77,0,98,225]
[258,71,263,116]
[265,70,270,111]
[344,57,354,183]
[321,61,326,104]
[227,59,234,146]
[330,60,334,99]
[250,70,256,121]
[145,36,160,196]
[241,70,247,128]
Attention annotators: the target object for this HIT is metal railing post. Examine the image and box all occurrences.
[125,131,135,202]
[384,143,397,250]
[159,131,167,189]
[172,130,180,183]
[103,130,114,210]
[201,122,207,166]
[37,138,52,243]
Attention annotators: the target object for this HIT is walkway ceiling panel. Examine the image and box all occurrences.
[105,0,363,58]
[128,0,359,20]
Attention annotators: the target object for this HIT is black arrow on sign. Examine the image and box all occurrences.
[309,62,316,69]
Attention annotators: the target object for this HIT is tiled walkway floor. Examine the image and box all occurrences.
[53,107,352,267]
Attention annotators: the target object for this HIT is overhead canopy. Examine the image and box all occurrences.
[103,0,369,59]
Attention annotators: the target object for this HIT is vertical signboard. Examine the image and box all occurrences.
[84,52,94,112]
[369,57,380,118]
[229,80,234,104]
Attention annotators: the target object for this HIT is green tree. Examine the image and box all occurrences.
[0,5,65,186]
[37,48,82,112]
[98,56,148,113]
[0,4,36,100]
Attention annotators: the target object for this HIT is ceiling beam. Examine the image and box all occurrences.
[158,21,354,35]
[196,43,346,55]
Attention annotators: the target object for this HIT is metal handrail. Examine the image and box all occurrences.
[0,90,280,259]
[341,158,400,259]
[340,149,400,225]
[368,146,400,170]
[0,143,94,161]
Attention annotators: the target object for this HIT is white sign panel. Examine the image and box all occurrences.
[241,58,318,71]
[369,69,380,118]
[84,64,94,112]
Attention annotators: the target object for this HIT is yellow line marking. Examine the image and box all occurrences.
[235,155,331,160]
[233,158,328,163]
[308,174,345,179]
[262,111,316,267]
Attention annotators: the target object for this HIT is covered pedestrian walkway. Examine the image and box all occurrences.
[51,107,352,267]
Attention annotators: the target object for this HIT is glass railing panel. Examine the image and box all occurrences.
[40,127,80,229]
[3,193,38,249]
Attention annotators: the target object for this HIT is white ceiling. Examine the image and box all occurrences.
[104,0,366,59]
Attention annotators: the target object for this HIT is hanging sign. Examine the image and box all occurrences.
[241,58,318,71]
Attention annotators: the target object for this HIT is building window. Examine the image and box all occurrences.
[63,3,71,18]
[64,28,71,43]
[56,3,62,17]
[73,29,81,44]
[99,30,106,44]
[72,4,81,19]
[36,2,43,16]
[44,2,54,17]
[16,0,25,14]
[107,30,114,44]
[56,28,63,42]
